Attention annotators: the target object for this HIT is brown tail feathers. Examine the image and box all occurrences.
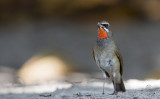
[116,78,125,92]
[113,78,126,92]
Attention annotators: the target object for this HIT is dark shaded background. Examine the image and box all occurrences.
[0,0,160,85]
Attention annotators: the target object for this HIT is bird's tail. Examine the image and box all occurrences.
[115,78,126,92]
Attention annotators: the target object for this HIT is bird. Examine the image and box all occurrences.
[93,21,126,95]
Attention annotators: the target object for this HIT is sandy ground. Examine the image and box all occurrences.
[0,79,160,99]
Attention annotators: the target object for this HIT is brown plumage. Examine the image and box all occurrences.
[93,21,125,95]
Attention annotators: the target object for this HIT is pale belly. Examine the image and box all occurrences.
[95,52,120,77]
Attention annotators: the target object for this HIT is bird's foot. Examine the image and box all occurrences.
[109,91,117,95]
[102,92,105,95]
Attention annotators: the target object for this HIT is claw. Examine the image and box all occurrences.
[109,91,117,95]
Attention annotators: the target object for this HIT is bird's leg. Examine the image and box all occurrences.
[110,90,117,95]
[102,73,107,95]
[113,79,118,95]
[110,77,117,95]
[102,77,106,95]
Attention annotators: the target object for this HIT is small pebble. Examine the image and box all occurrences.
[133,97,138,99]
[39,93,51,97]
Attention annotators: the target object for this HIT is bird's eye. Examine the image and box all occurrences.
[102,24,108,28]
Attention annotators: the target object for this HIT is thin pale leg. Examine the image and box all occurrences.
[102,77,106,95]
[110,77,117,95]
[102,72,107,95]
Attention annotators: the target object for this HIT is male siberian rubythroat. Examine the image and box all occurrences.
[93,21,126,95]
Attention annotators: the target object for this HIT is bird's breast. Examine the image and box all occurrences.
[95,49,119,74]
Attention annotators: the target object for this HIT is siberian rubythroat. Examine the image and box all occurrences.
[93,21,126,95]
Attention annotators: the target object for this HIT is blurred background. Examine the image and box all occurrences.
[0,0,160,86]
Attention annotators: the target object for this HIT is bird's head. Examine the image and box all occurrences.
[97,21,110,39]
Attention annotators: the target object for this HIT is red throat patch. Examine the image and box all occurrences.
[98,27,108,39]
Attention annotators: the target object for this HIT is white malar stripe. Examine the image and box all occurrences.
[104,28,109,33]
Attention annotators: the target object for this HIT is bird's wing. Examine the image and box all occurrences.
[92,49,96,61]
[115,50,123,75]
